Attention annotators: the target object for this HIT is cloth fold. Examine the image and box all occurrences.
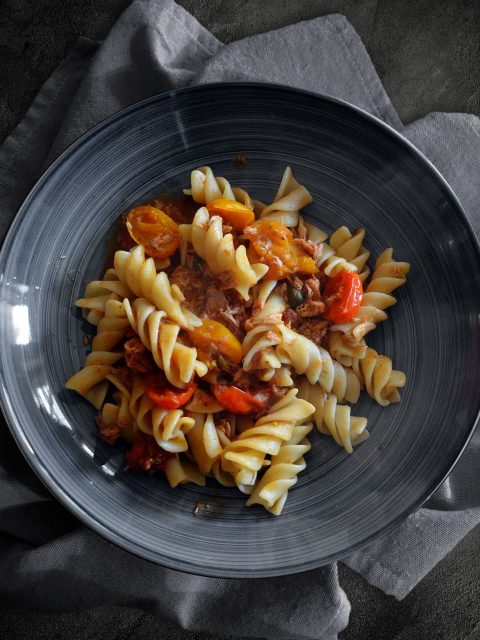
[1,1,479,638]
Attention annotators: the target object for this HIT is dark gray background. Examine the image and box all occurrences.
[1,1,480,639]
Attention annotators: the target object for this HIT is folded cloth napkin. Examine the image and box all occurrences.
[1,1,480,638]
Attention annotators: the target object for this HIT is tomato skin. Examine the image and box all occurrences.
[212,384,268,414]
[187,319,243,364]
[145,372,197,409]
[206,198,255,231]
[244,219,318,279]
[126,205,181,258]
[323,270,363,323]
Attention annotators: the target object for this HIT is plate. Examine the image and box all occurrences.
[1,83,479,578]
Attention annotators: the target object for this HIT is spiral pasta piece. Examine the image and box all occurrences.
[191,208,268,300]
[352,347,406,406]
[329,226,370,282]
[242,291,286,380]
[319,241,359,277]
[210,459,237,488]
[259,166,313,227]
[112,372,142,419]
[186,413,225,475]
[299,216,328,244]
[319,358,363,404]
[91,298,131,352]
[75,268,133,326]
[184,166,236,203]
[232,186,254,210]
[65,297,127,409]
[362,248,410,310]
[65,355,116,409]
[318,393,369,453]
[112,391,134,433]
[221,389,315,491]
[114,245,201,329]
[242,324,283,380]
[299,383,368,453]
[328,331,367,367]
[275,325,322,384]
[276,324,349,388]
[252,279,278,312]
[248,298,363,396]
[99,372,143,442]
[300,222,367,278]
[136,393,194,453]
[246,423,312,515]
[164,456,206,487]
[178,223,192,266]
[99,390,135,442]
[124,297,207,387]
[268,365,295,387]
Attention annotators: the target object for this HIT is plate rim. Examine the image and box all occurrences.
[1,81,480,578]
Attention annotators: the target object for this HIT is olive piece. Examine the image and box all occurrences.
[287,285,304,309]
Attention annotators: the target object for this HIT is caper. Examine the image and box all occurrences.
[287,285,304,309]
[217,355,236,373]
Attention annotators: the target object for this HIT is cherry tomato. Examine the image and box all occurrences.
[187,319,243,364]
[206,198,255,231]
[244,219,318,279]
[145,372,197,409]
[126,205,181,259]
[323,270,363,323]
[212,384,268,414]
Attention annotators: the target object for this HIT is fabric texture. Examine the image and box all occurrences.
[1,0,479,637]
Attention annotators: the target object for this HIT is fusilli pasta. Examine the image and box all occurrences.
[259,166,313,227]
[329,226,370,282]
[184,166,237,204]
[191,207,268,300]
[66,164,410,515]
[221,389,315,492]
[136,393,194,453]
[114,245,201,329]
[299,382,369,454]
[246,422,312,515]
[124,297,207,387]
[352,348,406,406]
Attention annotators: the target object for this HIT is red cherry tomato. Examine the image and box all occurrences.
[323,270,363,323]
[212,384,268,414]
[145,372,196,409]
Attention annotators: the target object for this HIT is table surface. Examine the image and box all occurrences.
[1,1,480,639]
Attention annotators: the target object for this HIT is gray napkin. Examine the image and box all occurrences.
[1,0,480,637]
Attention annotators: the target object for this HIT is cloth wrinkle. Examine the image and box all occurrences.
[324,15,384,120]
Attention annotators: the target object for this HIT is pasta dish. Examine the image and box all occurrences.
[66,165,410,515]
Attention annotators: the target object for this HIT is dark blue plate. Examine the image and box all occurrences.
[1,83,479,577]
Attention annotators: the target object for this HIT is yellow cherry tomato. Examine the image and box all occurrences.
[244,219,318,279]
[126,205,181,259]
[206,198,255,231]
[187,319,243,364]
